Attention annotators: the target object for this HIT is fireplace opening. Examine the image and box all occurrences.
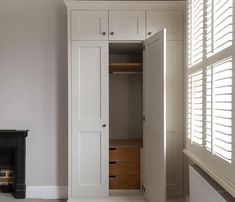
[0,130,28,199]
[0,149,15,192]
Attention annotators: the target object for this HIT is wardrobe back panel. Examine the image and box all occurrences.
[109,73,143,139]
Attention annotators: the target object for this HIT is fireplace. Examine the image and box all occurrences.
[0,130,28,199]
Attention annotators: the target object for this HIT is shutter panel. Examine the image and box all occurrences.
[187,76,192,139]
[191,70,203,146]
[204,58,232,161]
[206,66,212,151]
[187,0,204,67]
[212,58,232,162]
[187,0,192,67]
[191,0,204,65]
[206,0,233,56]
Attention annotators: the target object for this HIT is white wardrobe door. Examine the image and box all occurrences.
[143,29,166,202]
[109,11,145,40]
[71,11,108,40]
[71,41,109,197]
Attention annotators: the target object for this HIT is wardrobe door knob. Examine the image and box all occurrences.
[102,32,106,35]
[102,124,106,127]
[110,32,114,35]
[148,32,152,35]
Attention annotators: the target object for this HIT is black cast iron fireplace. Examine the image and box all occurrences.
[0,130,28,198]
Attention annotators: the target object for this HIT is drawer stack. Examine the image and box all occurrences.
[109,139,142,189]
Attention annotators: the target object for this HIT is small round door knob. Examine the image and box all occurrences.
[110,32,114,35]
[102,32,106,35]
[148,32,152,35]
[102,124,106,127]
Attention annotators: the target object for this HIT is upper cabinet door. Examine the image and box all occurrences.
[109,11,145,40]
[146,11,184,40]
[71,11,108,40]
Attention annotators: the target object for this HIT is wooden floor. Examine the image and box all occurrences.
[0,193,66,202]
[0,193,187,202]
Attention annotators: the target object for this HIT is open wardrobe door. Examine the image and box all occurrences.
[143,29,166,202]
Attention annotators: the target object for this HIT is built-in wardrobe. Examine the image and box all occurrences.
[64,1,185,202]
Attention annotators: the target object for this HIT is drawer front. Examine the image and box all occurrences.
[109,148,140,161]
[109,161,140,176]
[109,175,140,189]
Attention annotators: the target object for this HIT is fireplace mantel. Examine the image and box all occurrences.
[0,130,28,198]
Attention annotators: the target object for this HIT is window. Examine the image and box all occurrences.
[186,0,234,189]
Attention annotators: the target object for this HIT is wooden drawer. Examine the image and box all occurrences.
[109,161,140,176]
[109,175,140,189]
[109,148,140,161]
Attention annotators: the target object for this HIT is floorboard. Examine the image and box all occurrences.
[0,193,187,202]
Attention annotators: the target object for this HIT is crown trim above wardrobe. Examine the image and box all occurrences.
[63,1,186,10]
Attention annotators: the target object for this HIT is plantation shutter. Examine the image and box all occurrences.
[185,0,235,197]
[206,0,233,56]
[187,71,203,146]
[187,0,204,67]
[211,58,232,162]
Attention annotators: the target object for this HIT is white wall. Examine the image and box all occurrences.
[0,0,68,190]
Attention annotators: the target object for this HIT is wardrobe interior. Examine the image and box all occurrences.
[109,43,144,191]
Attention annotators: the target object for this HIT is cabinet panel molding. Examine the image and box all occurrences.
[71,41,109,197]
[109,11,145,40]
[71,11,108,40]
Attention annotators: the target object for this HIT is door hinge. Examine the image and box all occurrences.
[142,184,146,193]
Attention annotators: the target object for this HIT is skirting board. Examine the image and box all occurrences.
[26,186,68,199]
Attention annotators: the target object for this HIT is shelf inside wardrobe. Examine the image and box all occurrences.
[109,63,143,73]
[109,43,143,73]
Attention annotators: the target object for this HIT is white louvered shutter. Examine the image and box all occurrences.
[212,58,232,162]
[191,71,203,145]
[188,0,204,67]
[206,65,212,151]
[186,0,235,191]
[206,0,233,56]
[187,0,192,67]
[187,76,192,139]
[187,71,203,145]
